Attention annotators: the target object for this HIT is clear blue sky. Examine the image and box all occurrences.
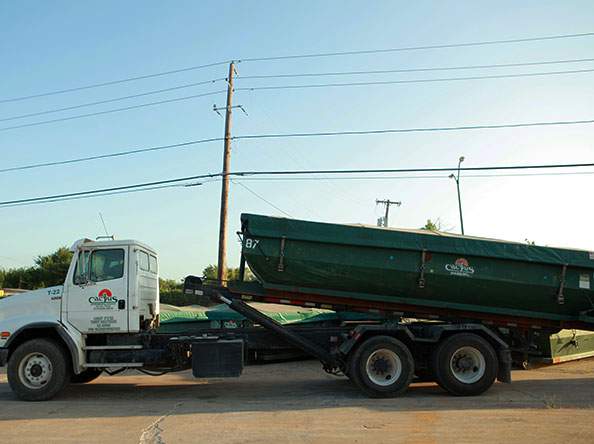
[1,1,593,279]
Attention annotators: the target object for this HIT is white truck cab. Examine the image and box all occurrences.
[0,238,159,400]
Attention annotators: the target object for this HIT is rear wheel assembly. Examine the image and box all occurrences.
[432,333,498,396]
[349,335,414,398]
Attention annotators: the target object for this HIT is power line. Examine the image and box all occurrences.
[0,78,226,123]
[237,68,594,92]
[0,173,220,207]
[232,180,292,217]
[233,118,594,140]
[239,32,594,63]
[0,61,231,104]
[2,161,593,208]
[3,31,593,105]
[236,171,594,181]
[0,137,224,174]
[6,67,590,133]
[0,181,216,209]
[238,57,594,79]
[0,90,227,132]
[230,162,594,177]
[3,118,594,174]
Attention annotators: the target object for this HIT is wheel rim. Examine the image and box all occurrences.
[449,346,486,384]
[365,348,402,386]
[18,352,53,390]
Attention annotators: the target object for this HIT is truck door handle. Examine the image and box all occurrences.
[118,299,126,310]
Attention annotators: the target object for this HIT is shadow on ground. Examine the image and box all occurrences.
[1,361,593,420]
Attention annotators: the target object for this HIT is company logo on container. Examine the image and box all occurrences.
[445,258,475,277]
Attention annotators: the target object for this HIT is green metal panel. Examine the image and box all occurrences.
[532,330,594,363]
[240,214,594,326]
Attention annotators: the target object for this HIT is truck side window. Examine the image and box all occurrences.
[149,255,158,274]
[139,251,149,271]
[89,249,125,282]
[73,251,90,284]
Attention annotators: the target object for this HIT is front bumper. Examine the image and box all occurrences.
[0,348,8,367]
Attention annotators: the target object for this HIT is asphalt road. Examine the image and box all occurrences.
[1,358,593,444]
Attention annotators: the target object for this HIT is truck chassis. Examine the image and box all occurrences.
[2,277,512,401]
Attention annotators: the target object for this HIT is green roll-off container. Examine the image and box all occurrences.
[239,214,594,329]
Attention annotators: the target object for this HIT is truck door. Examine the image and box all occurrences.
[66,247,129,334]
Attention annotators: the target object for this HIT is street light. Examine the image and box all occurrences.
[449,156,465,235]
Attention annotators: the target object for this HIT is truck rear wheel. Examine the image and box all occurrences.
[7,338,71,401]
[432,333,497,396]
[349,336,414,398]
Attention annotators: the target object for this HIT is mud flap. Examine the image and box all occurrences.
[497,347,512,383]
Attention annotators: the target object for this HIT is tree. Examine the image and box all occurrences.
[0,247,73,290]
[202,264,254,282]
[421,219,442,231]
[159,278,183,293]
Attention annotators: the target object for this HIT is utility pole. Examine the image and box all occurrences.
[449,156,465,235]
[376,199,401,227]
[217,61,235,284]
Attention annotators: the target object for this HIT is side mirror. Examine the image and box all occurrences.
[74,274,89,286]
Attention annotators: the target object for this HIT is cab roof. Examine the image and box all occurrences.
[70,238,156,255]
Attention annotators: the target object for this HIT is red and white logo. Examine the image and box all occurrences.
[455,258,469,267]
[445,258,475,277]
[89,288,117,305]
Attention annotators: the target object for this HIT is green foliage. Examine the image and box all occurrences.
[202,264,255,282]
[0,247,73,290]
[159,278,183,293]
[421,219,441,231]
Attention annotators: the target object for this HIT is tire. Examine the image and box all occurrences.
[7,338,71,401]
[348,336,414,398]
[432,333,498,396]
[71,369,102,384]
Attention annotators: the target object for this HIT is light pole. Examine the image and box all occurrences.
[449,156,465,235]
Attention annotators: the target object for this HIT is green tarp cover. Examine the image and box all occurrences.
[241,213,594,269]
[160,303,377,325]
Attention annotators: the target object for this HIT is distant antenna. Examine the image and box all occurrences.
[99,212,109,236]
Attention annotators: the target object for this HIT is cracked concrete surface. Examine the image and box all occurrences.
[1,358,594,443]
[139,403,182,444]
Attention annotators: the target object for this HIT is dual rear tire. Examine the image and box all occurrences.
[348,336,414,398]
[432,333,498,396]
[348,333,498,398]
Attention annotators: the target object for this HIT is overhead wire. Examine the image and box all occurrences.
[3,31,593,104]
[0,137,224,174]
[4,67,593,133]
[0,90,227,132]
[232,180,292,217]
[236,68,594,92]
[232,119,594,140]
[2,118,594,174]
[0,77,227,123]
[0,61,231,104]
[235,171,594,181]
[0,182,206,209]
[2,161,593,208]
[239,32,594,62]
[0,173,221,207]
[237,57,594,79]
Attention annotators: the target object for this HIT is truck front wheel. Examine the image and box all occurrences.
[349,336,414,398]
[432,333,498,396]
[7,338,71,401]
